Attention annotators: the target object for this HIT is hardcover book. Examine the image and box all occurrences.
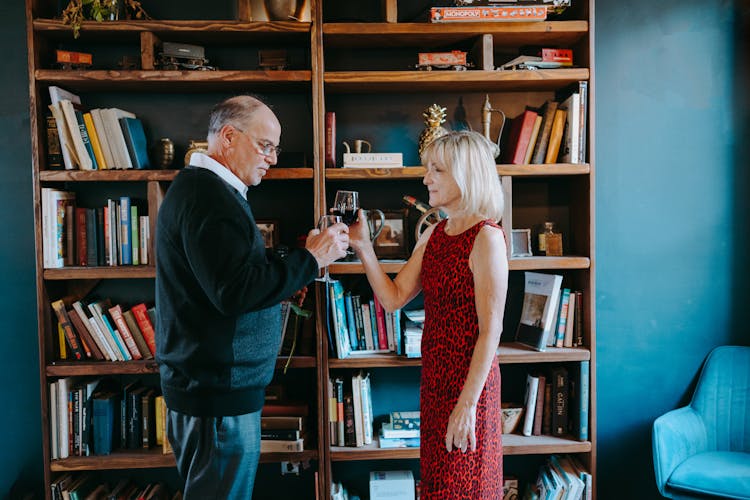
[516,272,563,351]
[119,117,151,169]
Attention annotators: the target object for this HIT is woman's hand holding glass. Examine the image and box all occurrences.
[347,208,373,256]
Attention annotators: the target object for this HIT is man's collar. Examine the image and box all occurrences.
[189,152,248,199]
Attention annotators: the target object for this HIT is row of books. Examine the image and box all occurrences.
[51,475,177,500]
[515,271,585,352]
[48,85,150,171]
[327,280,403,359]
[49,378,170,460]
[42,190,150,269]
[502,81,588,165]
[520,362,589,441]
[524,454,592,500]
[51,298,156,362]
[327,371,373,447]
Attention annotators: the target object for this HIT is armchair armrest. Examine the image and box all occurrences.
[653,407,709,497]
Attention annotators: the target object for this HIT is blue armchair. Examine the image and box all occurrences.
[653,346,750,499]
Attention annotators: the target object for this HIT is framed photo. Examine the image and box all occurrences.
[256,220,280,249]
[511,228,532,257]
[373,209,408,259]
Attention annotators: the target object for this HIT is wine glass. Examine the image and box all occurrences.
[332,190,359,225]
[314,214,342,282]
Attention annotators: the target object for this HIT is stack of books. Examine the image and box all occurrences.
[403,309,424,358]
[378,411,420,448]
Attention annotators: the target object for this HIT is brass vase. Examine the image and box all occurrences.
[264,0,300,20]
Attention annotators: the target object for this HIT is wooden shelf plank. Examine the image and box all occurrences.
[39,168,313,182]
[324,69,589,93]
[50,449,317,471]
[35,70,312,92]
[46,357,315,376]
[43,266,156,280]
[323,21,588,48]
[329,354,422,368]
[33,19,311,42]
[330,435,590,461]
[326,164,589,180]
[329,256,589,275]
[326,344,588,368]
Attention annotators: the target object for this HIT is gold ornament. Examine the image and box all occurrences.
[418,104,448,156]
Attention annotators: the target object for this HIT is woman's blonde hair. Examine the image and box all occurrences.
[420,130,504,222]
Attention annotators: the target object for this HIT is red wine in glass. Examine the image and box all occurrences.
[333,190,359,225]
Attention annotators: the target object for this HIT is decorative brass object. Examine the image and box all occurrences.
[482,95,504,159]
[153,138,175,169]
[184,140,209,166]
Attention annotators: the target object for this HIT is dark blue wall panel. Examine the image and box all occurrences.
[0,1,42,497]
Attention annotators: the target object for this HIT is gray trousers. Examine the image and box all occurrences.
[168,408,262,499]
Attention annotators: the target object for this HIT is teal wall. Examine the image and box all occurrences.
[0,1,43,497]
[1,0,748,497]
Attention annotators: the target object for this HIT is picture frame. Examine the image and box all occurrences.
[256,220,280,249]
[511,228,532,257]
[372,209,408,259]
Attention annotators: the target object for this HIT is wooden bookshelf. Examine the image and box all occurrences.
[27,1,595,498]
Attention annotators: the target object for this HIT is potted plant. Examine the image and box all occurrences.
[62,0,151,38]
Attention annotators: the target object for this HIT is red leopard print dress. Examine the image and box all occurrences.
[419,219,503,499]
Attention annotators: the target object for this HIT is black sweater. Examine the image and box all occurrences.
[155,167,318,416]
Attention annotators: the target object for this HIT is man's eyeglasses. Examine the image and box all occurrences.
[234,127,282,157]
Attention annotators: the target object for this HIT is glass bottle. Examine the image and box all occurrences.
[542,221,563,256]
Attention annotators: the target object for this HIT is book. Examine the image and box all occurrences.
[522,373,540,436]
[260,438,304,452]
[344,292,359,351]
[563,290,576,347]
[343,152,403,168]
[45,112,63,169]
[523,114,543,165]
[378,434,420,449]
[553,288,571,348]
[261,429,301,440]
[262,401,309,417]
[550,366,569,436]
[502,109,539,165]
[370,470,415,500]
[82,112,106,169]
[48,86,82,170]
[119,196,132,265]
[131,303,157,356]
[325,111,336,168]
[108,304,143,360]
[59,101,94,171]
[544,108,567,163]
[390,411,420,430]
[515,272,563,351]
[430,6,547,22]
[73,300,115,361]
[532,374,546,436]
[67,306,103,360]
[92,390,117,455]
[50,300,84,360]
[90,108,114,168]
[102,108,136,169]
[119,117,151,169]
[381,422,419,439]
[558,91,581,164]
[531,101,559,164]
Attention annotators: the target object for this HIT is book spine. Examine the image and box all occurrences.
[373,295,388,350]
[45,112,63,169]
[119,197,132,265]
[344,292,358,351]
[123,310,153,360]
[108,305,142,360]
[260,429,301,440]
[82,112,107,169]
[325,111,336,168]
[551,367,569,436]
[351,295,366,350]
[130,206,139,265]
[131,303,157,356]
[74,110,98,170]
[67,307,96,359]
[51,300,84,360]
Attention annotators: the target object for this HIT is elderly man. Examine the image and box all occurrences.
[156,95,348,498]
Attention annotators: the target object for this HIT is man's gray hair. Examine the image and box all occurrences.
[207,95,269,140]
